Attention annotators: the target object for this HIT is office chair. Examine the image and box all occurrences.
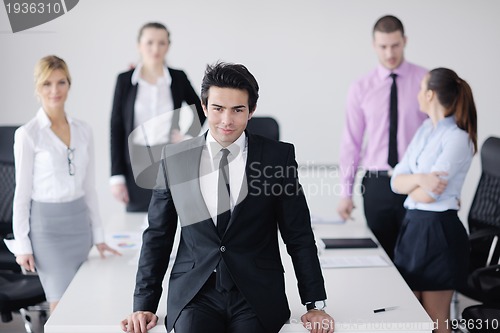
[0,126,20,272]
[0,126,48,332]
[458,137,500,332]
[461,304,500,333]
[0,272,47,330]
[246,116,280,141]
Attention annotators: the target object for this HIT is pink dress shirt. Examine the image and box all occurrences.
[339,60,428,197]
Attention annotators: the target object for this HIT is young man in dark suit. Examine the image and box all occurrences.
[121,62,334,333]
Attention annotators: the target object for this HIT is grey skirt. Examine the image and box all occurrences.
[29,197,93,302]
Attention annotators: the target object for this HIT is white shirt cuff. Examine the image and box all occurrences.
[92,226,105,245]
[109,175,126,186]
[4,237,33,255]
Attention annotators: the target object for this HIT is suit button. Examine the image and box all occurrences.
[220,246,226,252]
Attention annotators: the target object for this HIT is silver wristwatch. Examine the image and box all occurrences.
[306,300,327,311]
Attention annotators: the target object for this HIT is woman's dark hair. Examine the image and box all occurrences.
[373,15,405,36]
[427,67,478,153]
[201,62,259,112]
[137,22,170,43]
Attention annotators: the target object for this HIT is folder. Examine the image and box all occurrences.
[322,238,378,249]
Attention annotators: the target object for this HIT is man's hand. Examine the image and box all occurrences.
[16,254,35,272]
[111,183,129,204]
[120,311,158,333]
[301,310,335,333]
[419,172,448,195]
[337,198,354,221]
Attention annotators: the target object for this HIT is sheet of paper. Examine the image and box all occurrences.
[106,232,143,250]
[320,255,390,268]
[310,214,345,224]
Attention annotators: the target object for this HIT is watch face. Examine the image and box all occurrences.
[307,300,327,311]
[315,300,326,310]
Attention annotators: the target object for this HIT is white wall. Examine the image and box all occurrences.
[1,0,499,222]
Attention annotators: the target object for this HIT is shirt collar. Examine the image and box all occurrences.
[437,115,456,128]
[377,59,410,80]
[36,107,74,129]
[131,63,172,86]
[206,130,246,161]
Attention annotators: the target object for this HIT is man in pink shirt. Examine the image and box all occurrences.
[337,15,427,259]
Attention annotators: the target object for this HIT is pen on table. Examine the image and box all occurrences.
[373,306,398,313]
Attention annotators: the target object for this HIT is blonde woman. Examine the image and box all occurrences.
[5,55,119,313]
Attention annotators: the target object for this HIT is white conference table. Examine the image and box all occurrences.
[44,213,433,333]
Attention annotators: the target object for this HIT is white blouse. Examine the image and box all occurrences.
[131,63,174,146]
[5,108,104,255]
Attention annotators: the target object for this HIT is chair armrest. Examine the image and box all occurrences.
[471,264,500,298]
[469,228,500,241]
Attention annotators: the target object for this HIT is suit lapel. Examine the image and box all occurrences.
[181,135,217,234]
[224,132,262,235]
[168,68,181,108]
[167,68,182,134]
[193,136,217,234]
[125,83,138,134]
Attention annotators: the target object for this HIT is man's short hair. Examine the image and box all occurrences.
[373,15,405,36]
[201,62,259,112]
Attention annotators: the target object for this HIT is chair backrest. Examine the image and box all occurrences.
[246,117,280,141]
[0,126,19,238]
[468,137,500,271]
[0,126,17,164]
[469,137,500,232]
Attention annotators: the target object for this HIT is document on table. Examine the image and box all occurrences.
[320,255,390,268]
[106,232,143,250]
[310,214,345,224]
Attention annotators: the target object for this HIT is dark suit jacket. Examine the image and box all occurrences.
[133,132,326,333]
[110,67,205,178]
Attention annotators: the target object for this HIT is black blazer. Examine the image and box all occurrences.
[110,67,205,177]
[133,132,327,333]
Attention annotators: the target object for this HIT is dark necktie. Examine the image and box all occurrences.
[216,148,234,292]
[217,148,231,236]
[388,73,398,168]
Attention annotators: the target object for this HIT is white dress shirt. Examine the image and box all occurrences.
[199,132,247,226]
[5,108,104,255]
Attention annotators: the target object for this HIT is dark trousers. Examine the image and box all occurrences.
[173,273,269,333]
[125,143,166,212]
[124,166,152,212]
[362,171,407,260]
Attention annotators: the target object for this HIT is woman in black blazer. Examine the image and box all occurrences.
[110,22,205,212]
